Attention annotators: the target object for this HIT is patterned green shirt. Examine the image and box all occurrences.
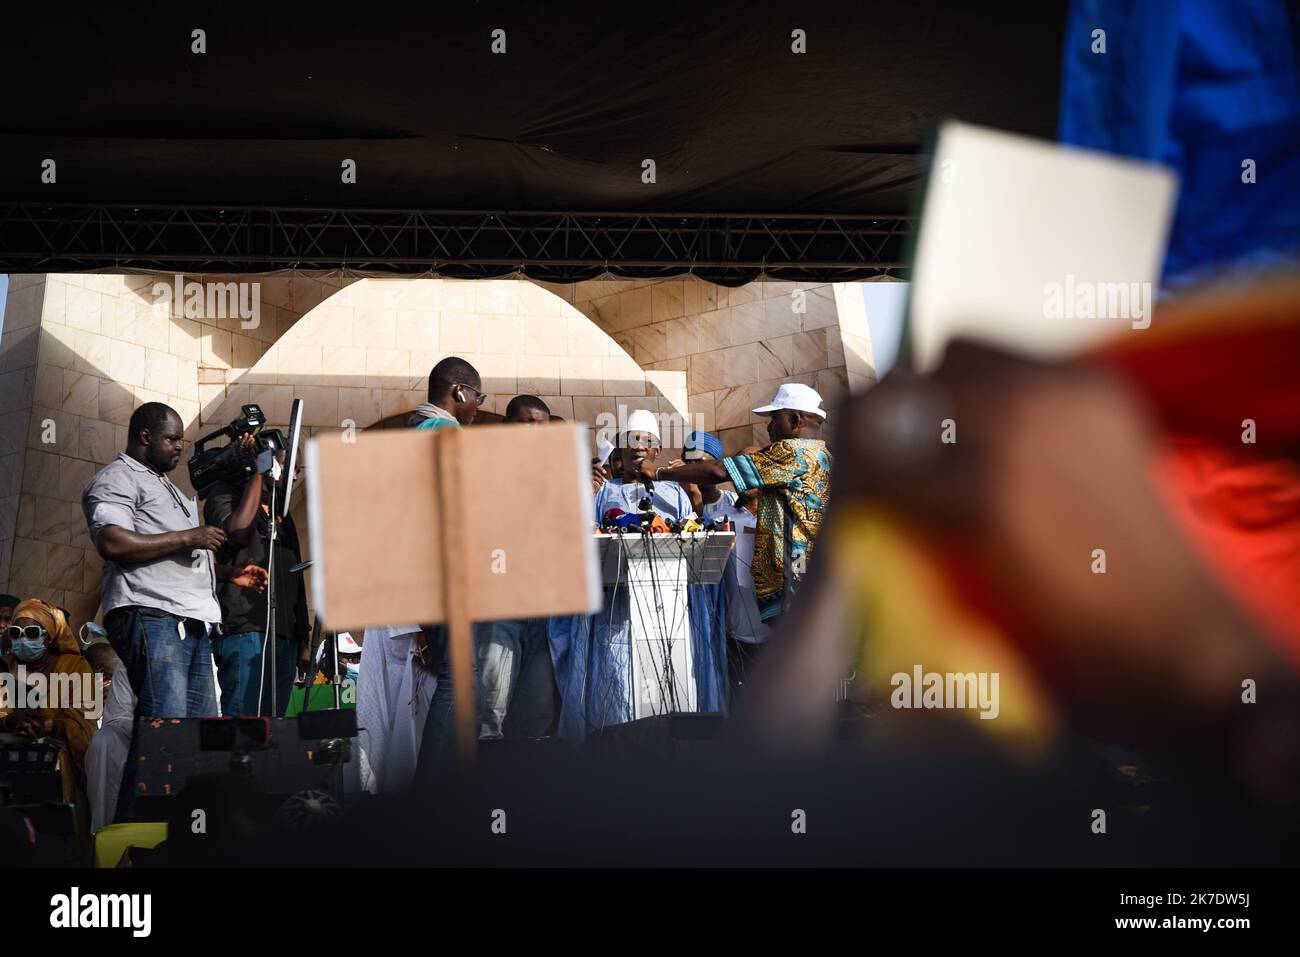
[723,438,831,618]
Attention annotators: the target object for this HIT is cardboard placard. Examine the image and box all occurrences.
[908,121,1178,371]
[305,423,601,630]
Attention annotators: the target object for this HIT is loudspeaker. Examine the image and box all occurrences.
[0,742,63,806]
[130,717,340,816]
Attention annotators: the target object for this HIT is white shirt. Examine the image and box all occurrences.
[714,502,771,644]
[700,489,739,526]
[357,624,433,795]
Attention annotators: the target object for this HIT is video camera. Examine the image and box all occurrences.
[188,403,286,498]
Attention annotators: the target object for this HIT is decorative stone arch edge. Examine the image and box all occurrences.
[208,275,696,461]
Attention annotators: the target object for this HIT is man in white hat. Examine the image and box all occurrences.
[592,409,696,523]
[629,383,832,626]
[550,408,713,742]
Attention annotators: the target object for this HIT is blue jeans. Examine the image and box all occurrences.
[212,630,298,717]
[478,617,555,739]
[105,606,217,718]
[412,623,483,792]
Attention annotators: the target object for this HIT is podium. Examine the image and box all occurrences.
[595,530,734,720]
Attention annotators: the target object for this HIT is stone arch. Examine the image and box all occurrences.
[224,277,692,609]
[220,277,690,447]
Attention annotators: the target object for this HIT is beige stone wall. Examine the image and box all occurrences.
[0,276,44,609]
[219,277,692,460]
[0,270,877,624]
[537,277,873,456]
[0,271,347,624]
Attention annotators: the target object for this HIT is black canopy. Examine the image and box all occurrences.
[0,2,1064,280]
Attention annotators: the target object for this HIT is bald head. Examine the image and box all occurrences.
[128,402,186,473]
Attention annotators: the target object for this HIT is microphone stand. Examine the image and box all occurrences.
[264,476,279,716]
[332,629,341,710]
[639,464,655,517]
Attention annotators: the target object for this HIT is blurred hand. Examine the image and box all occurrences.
[296,641,313,685]
[830,342,1275,732]
[1,711,48,737]
[630,457,657,483]
[228,563,268,592]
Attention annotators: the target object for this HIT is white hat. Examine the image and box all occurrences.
[317,631,363,663]
[621,409,661,442]
[752,383,827,419]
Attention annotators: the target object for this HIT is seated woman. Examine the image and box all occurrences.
[0,599,96,815]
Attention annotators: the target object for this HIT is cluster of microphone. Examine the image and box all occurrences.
[600,508,709,535]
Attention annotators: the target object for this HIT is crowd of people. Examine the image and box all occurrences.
[0,354,834,837]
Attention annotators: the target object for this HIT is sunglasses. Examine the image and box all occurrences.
[7,625,47,642]
[455,383,489,406]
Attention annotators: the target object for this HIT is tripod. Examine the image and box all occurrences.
[256,477,280,717]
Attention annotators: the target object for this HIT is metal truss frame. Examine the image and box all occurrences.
[0,203,912,284]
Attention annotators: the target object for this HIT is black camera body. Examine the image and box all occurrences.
[188,403,286,498]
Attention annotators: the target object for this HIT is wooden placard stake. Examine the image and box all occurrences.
[435,428,477,764]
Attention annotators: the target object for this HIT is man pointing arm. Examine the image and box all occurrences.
[630,384,832,624]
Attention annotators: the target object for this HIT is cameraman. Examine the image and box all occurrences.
[82,403,226,719]
[203,433,310,716]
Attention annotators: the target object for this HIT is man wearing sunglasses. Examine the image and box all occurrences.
[82,402,226,720]
[406,356,492,786]
[408,355,487,431]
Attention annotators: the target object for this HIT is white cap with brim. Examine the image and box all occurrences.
[752,382,827,419]
[317,631,363,663]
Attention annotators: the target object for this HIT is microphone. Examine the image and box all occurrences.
[602,507,645,532]
[614,512,647,531]
[639,455,654,504]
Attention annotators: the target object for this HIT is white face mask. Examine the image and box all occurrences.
[345,663,360,683]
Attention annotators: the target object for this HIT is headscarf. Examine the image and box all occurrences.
[12,598,81,657]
